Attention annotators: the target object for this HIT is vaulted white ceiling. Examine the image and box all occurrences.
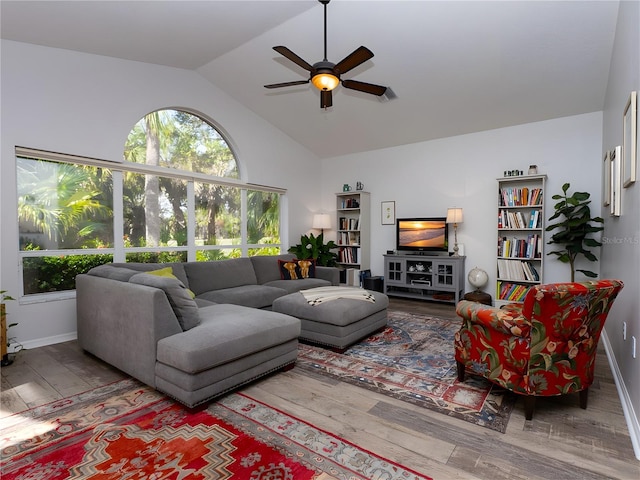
[1,0,620,159]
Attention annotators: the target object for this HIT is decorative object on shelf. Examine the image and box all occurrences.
[622,91,637,187]
[342,184,351,192]
[381,201,395,225]
[602,151,611,207]
[288,232,338,267]
[528,165,538,175]
[546,183,603,281]
[1,290,16,367]
[356,181,364,190]
[312,213,331,234]
[610,146,622,216]
[467,267,489,292]
[446,207,464,257]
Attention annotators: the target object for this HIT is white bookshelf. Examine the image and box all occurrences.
[496,174,546,306]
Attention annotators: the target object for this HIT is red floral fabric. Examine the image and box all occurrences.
[454,280,624,397]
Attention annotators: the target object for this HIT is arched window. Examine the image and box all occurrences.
[15,110,282,297]
[123,109,239,178]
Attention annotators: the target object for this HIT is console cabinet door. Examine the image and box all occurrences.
[385,257,405,285]
[432,260,455,289]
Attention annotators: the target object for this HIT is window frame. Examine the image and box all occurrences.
[16,146,285,302]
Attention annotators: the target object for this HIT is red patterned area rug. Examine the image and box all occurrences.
[1,378,431,480]
[297,310,515,433]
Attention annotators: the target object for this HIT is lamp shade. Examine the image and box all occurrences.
[312,213,331,230]
[446,208,464,224]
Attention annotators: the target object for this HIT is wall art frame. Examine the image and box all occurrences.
[602,150,611,207]
[623,91,637,187]
[610,145,621,216]
[381,201,395,225]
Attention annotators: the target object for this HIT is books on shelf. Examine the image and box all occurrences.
[338,231,360,246]
[339,246,359,264]
[498,209,541,229]
[339,198,360,209]
[497,259,540,281]
[497,281,532,302]
[497,234,541,259]
[338,216,361,231]
[499,187,543,207]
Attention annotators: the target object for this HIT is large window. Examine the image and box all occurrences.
[17,110,283,298]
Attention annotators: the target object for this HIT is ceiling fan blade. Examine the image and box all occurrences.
[321,90,333,108]
[342,79,388,96]
[264,80,310,89]
[273,46,314,72]
[334,46,374,74]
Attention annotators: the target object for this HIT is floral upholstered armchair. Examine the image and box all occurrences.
[454,280,624,420]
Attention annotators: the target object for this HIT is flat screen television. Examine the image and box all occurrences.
[396,217,449,253]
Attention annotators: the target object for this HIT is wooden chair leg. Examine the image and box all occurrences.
[456,361,466,382]
[579,388,589,410]
[524,396,536,420]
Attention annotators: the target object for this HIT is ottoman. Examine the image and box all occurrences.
[272,286,389,352]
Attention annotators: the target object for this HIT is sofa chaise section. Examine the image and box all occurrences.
[76,262,302,407]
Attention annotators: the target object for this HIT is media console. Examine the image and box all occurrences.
[383,253,465,304]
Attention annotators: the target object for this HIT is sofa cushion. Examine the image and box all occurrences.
[196,285,285,309]
[147,266,195,298]
[156,303,300,374]
[87,264,141,282]
[112,262,190,288]
[184,258,257,295]
[250,254,295,284]
[129,273,200,331]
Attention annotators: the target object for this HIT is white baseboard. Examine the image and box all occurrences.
[11,332,77,352]
[602,330,640,460]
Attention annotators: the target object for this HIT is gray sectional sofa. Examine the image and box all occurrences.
[76,254,339,407]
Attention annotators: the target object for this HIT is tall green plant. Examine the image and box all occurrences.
[288,233,338,267]
[546,183,603,281]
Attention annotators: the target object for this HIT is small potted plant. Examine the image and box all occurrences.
[288,233,338,267]
[1,290,17,366]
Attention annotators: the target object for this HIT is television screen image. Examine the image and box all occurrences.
[397,218,448,252]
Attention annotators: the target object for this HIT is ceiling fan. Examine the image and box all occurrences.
[264,0,389,109]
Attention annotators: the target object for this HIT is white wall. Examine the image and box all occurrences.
[0,40,321,348]
[601,0,640,458]
[320,112,604,290]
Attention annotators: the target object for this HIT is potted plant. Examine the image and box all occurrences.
[288,232,339,267]
[1,290,16,366]
[545,183,604,281]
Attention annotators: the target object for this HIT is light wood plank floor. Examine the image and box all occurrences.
[2,298,639,479]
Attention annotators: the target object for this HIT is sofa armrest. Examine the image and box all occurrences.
[456,300,530,337]
[316,266,340,286]
[76,274,183,387]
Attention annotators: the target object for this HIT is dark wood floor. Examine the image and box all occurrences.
[2,298,639,479]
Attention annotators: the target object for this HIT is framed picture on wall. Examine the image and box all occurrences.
[381,201,395,225]
[602,150,611,207]
[623,91,637,187]
[610,145,621,216]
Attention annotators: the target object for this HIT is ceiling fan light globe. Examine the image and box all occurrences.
[312,72,339,91]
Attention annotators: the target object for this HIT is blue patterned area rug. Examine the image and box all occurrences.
[297,309,516,433]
